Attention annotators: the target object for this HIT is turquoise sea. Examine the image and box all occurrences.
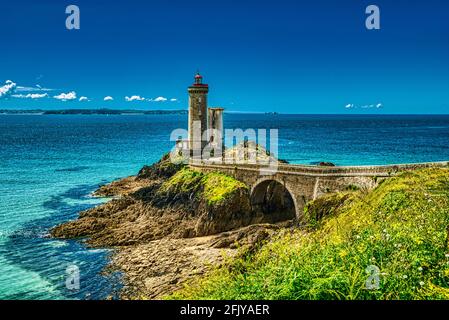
[1,113,449,299]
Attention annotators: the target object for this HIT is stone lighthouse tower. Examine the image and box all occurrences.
[188,72,209,156]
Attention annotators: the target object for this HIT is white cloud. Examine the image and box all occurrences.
[125,95,145,102]
[79,96,89,102]
[12,93,49,99]
[104,96,114,101]
[154,96,168,102]
[345,103,383,110]
[1,80,55,100]
[0,80,17,99]
[54,91,77,101]
[16,85,55,92]
[170,98,178,102]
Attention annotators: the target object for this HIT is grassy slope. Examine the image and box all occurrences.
[171,168,449,300]
[158,168,248,205]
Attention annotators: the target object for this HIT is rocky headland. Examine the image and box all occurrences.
[51,151,292,299]
[51,146,449,300]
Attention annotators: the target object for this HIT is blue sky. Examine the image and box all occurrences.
[0,0,448,113]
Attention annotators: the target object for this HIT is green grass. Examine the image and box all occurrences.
[202,172,248,205]
[303,192,355,229]
[158,167,204,194]
[170,168,449,300]
[158,168,248,206]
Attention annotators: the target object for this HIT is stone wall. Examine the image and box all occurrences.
[190,161,449,220]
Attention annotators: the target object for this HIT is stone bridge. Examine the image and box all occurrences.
[190,161,449,221]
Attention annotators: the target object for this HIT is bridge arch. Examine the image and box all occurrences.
[250,177,299,222]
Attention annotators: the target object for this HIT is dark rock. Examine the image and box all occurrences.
[137,153,186,180]
[319,162,336,167]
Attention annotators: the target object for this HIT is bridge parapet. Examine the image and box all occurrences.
[189,160,449,221]
[191,161,449,177]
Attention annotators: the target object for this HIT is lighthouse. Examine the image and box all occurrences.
[187,72,224,160]
[188,72,209,156]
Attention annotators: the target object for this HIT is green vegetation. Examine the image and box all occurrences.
[303,192,355,229]
[345,184,360,191]
[158,168,248,206]
[202,172,248,205]
[158,168,204,196]
[171,168,449,300]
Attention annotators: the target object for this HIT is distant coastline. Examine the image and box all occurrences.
[3,110,449,116]
[0,109,188,115]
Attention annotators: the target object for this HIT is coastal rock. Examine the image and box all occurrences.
[114,223,283,299]
[50,150,294,299]
[51,216,109,239]
[51,153,269,245]
[94,176,150,197]
[93,153,185,197]
[223,141,289,164]
[136,153,186,180]
[194,187,252,236]
[319,162,336,167]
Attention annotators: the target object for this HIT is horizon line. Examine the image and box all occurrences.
[2,108,449,116]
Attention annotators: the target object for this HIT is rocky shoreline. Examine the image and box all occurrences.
[51,153,291,299]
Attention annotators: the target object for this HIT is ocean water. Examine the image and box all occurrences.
[1,113,449,300]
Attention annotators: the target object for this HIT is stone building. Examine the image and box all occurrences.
[207,107,224,150]
[188,72,224,158]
